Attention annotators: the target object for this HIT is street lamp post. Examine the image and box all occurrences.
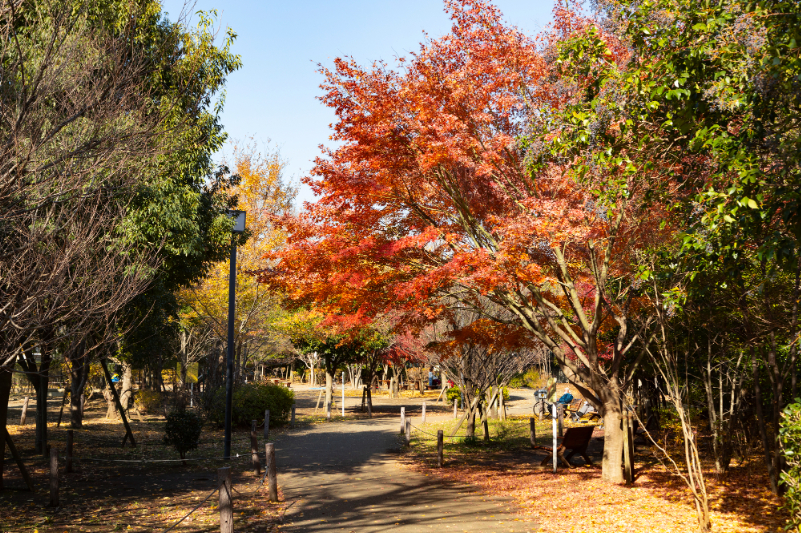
[224,210,246,460]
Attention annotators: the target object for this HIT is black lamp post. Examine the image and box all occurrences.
[224,210,246,459]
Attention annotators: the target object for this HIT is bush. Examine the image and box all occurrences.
[446,387,461,404]
[134,390,163,414]
[208,383,294,427]
[163,410,203,460]
[780,400,801,530]
[508,369,539,388]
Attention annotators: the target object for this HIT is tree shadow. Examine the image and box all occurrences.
[272,417,539,532]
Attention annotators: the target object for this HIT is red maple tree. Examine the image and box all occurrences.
[261,0,674,483]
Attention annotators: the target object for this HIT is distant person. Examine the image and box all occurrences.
[428,367,434,388]
[557,387,573,405]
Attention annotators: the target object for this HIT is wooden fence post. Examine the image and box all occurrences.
[66,430,74,473]
[49,447,59,507]
[265,443,278,502]
[218,467,233,533]
[557,404,564,438]
[404,418,411,444]
[264,410,270,441]
[400,407,405,434]
[529,418,536,448]
[251,420,261,476]
[422,401,426,425]
[19,396,29,425]
[437,430,443,467]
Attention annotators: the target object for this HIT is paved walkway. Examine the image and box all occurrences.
[273,415,540,532]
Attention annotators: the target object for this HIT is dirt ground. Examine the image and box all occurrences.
[0,386,537,532]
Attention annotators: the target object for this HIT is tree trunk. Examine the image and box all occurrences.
[179,331,188,391]
[69,350,91,429]
[104,381,117,419]
[0,367,11,490]
[120,362,133,411]
[466,405,476,438]
[703,357,734,474]
[479,404,490,442]
[325,369,333,418]
[151,357,165,392]
[601,406,625,484]
[753,355,779,493]
[37,353,49,456]
[17,349,50,455]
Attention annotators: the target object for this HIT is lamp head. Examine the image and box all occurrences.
[228,210,246,233]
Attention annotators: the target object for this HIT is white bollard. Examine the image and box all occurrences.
[422,401,426,424]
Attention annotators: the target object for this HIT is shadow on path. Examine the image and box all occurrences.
[274,418,539,533]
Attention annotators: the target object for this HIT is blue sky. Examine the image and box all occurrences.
[162,1,556,206]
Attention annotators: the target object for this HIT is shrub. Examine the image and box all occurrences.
[446,387,461,404]
[208,383,294,427]
[163,410,203,461]
[134,390,163,414]
[508,369,539,388]
[780,400,801,530]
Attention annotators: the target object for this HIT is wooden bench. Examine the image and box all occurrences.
[566,401,601,422]
[535,426,596,469]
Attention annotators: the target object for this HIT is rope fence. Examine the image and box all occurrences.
[161,481,222,533]
[67,450,264,464]
[409,423,463,443]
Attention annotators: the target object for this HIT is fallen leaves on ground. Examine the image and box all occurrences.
[401,416,786,533]
[1,403,288,532]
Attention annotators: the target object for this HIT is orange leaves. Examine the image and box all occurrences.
[261,0,669,372]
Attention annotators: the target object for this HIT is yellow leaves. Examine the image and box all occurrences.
[178,142,295,341]
[228,141,295,271]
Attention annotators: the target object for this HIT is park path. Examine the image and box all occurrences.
[272,415,541,533]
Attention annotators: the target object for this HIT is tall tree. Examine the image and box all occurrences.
[0,0,242,461]
[261,0,668,482]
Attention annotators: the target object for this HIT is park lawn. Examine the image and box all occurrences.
[402,416,788,533]
[1,403,288,532]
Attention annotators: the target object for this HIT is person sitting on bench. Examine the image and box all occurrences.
[556,387,573,405]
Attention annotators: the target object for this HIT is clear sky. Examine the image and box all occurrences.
[161,0,556,207]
